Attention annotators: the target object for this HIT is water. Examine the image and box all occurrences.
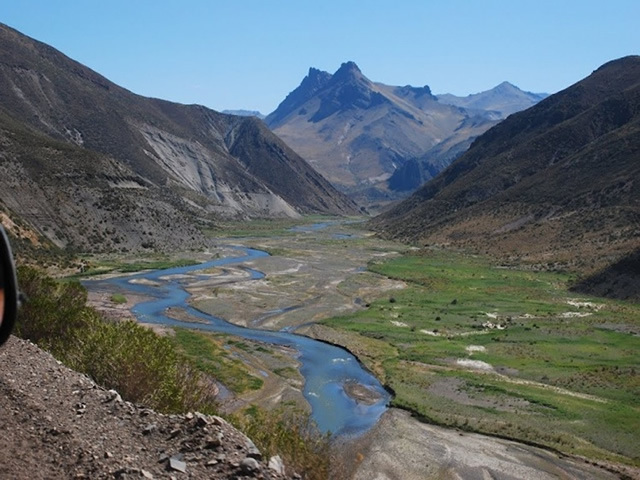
[84,246,390,436]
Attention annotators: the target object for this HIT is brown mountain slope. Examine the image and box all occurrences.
[371,56,640,274]
[0,23,357,253]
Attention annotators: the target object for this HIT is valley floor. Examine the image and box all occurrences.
[81,219,639,479]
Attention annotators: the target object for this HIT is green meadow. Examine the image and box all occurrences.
[322,248,640,465]
[172,328,264,394]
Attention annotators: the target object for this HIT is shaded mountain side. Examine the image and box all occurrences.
[225,117,362,215]
[387,122,483,192]
[0,23,358,254]
[570,248,640,301]
[371,56,640,275]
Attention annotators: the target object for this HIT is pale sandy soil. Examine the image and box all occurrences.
[347,409,634,480]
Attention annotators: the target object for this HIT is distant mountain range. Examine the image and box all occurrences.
[436,82,547,119]
[266,62,546,206]
[371,56,640,280]
[0,24,358,253]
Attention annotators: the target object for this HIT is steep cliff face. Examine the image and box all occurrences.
[0,23,358,253]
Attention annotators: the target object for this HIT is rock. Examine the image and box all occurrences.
[269,455,286,475]
[105,389,123,403]
[211,416,224,426]
[141,469,153,479]
[205,433,223,449]
[195,412,209,427]
[142,423,157,435]
[240,457,260,474]
[168,456,187,473]
[245,439,262,459]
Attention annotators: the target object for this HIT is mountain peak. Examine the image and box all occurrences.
[494,81,518,91]
[337,61,361,73]
[301,67,332,92]
[332,61,365,83]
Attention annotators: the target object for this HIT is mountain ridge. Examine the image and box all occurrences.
[0,23,358,253]
[437,81,548,118]
[371,55,640,276]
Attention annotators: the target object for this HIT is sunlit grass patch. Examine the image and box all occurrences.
[322,248,640,465]
[110,293,127,304]
[172,329,264,394]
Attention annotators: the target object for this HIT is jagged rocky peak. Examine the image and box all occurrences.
[310,62,385,122]
[306,66,332,83]
[331,61,368,85]
[301,67,332,92]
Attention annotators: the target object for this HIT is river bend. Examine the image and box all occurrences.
[84,246,390,436]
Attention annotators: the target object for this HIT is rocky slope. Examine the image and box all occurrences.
[371,56,640,274]
[0,23,358,254]
[0,336,293,479]
[266,62,545,205]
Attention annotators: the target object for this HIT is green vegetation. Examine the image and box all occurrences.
[110,293,127,304]
[206,218,300,238]
[15,266,218,414]
[323,248,640,465]
[171,329,264,393]
[231,406,330,480]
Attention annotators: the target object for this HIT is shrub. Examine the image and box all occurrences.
[14,266,217,414]
[110,293,127,304]
[231,406,330,480]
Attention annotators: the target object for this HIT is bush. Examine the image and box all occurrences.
[15,266,217,414]
[231,406,330,480]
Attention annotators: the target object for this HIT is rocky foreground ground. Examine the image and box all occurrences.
[0,336,293,479]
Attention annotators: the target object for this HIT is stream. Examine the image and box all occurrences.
[84,245,390,437]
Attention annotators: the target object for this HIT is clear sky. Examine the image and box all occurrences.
[3,1,639,114]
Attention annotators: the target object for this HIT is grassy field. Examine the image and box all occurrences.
[171,328,264,394]
[322,248,640,465]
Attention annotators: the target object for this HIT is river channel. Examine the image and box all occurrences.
[84,245,390,437]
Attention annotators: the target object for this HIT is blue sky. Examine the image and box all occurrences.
[3,1,639,114]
